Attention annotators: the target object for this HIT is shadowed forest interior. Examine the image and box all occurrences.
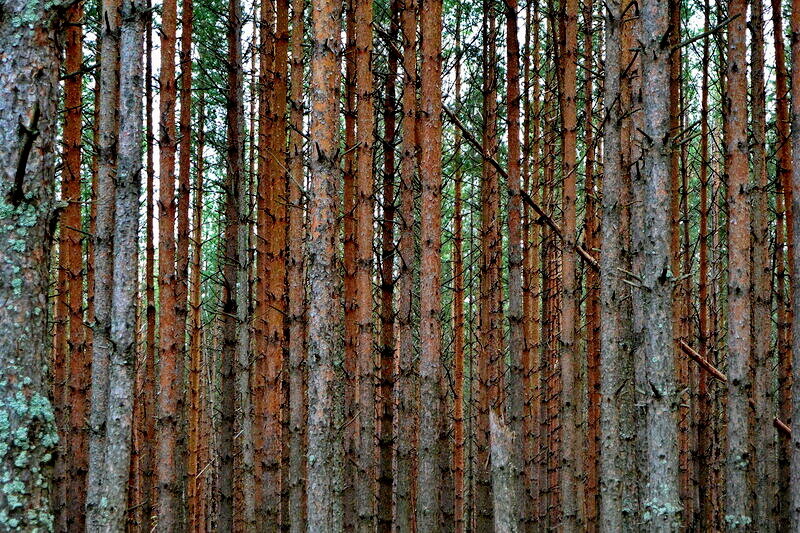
[3,0,800,530]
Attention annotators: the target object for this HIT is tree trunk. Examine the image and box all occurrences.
[725,0,754,525]
[789,0,800,527]
[142,4,157,525]
[187,93,205,533]
[489,413,520,533]
[477,2,502,526]
[583,1,600,528]
[504,2,525,531]
[637,0,682,527]
[0,0,64,527]
[86,0,120,526]
[749,1,776,528]
[452,8,465,531]
[697,1,714,527]
[156,0,182,522]
[306,0,344,526]
[772,0,793,523]
[416,0,443,528]
[354,0,376,525]
[395,1,418,528]
[378,6,398,530]
[61,2,87,528]
[288,0,307,529]
[103,3,145,528]
[343,3,358,525]
[558,0,581,523]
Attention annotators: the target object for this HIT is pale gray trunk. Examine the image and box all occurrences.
[101,1,146,529]
[489,413,519,533]
[637,0,682,529]
[86,0,120,527]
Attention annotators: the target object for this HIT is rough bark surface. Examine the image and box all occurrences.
[306,0,344,527]
[0,1,64,528]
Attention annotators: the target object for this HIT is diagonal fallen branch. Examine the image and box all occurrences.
[444,105,600,272]
[679,339,791,437]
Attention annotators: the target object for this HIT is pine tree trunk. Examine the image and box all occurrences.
[103,4,145,529]
[416,0,444,527]
[583,1,600,528]
[477,3,502,526]
[378,6,398,530]
[156,0,182,523]
[558,0,581,524]
[504,2,525,531]
[395,2,418,527]
[697,1,714,527]
[725,0,754,525]
[61,2,88,527]
[354,0,376,525]
[188,94,205,533]
[789,0,800,527]
[637,0,682,526]
[342,4,358,525]
[86,0,120,526]
[749,1,776,528]
[0,0,64,527]
[142,5,157,524]
[306,0,344,526]
[772,0,793,524]
[452,9,466,531]
[288,0,307,529]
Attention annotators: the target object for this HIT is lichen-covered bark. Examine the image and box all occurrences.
[0,0,65,528]
[306,0,344,527]
[637,0,682,527]
[725,0,753,527]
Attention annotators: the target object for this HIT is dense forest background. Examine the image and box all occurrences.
[3,0,800,530]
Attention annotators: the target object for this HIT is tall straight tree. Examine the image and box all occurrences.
[395,0,418,528]
[287,0,307,527]
[558,0,581,524]
[416,0,444,528]
[378,6,399,530]
[306,0,344,526]
[102,1,145,528]
[156,0,182,522]
[772,0,793,522]
[725,0,753,525]
[504,1,525,529]
[598,0,636,528]
[637,0,682,527]
[749,0,775,527]
[354,0,377,525]
[790,0,800,525]
[0,0,65,527]
[61,1,88,528]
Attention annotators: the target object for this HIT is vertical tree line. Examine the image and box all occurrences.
[5,0,800,529]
